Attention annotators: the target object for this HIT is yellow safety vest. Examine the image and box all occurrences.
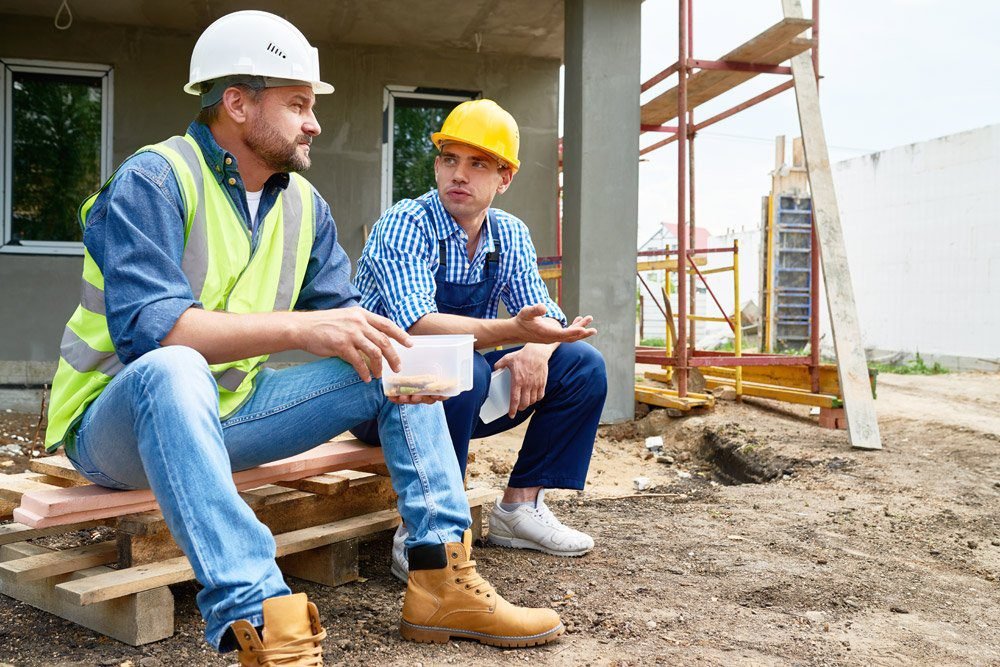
[45,133,315,452]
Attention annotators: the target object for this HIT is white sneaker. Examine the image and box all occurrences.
[390,523,408,583]
[488,490,594,557]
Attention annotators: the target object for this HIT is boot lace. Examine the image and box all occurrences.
[453,558,495,598]
[252,628,327,666]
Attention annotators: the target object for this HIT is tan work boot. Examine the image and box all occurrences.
[231,592,326,666]
[400,530,564,647]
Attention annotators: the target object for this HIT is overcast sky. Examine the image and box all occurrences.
[625,0,1000,240]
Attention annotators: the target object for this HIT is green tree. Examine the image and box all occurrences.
[392,101,459,203]
[11,72,103,243]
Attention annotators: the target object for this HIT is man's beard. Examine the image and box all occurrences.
[246,114,311,173]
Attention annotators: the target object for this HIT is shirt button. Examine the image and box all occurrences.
[225,157,233,165]
[228,177,236,186]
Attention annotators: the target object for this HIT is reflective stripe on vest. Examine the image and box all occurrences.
[44,133,316,451]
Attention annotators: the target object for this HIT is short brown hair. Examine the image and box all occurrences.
[195,83,265,125]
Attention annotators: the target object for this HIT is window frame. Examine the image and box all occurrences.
[380,85,477,213]
[0,58,114,256]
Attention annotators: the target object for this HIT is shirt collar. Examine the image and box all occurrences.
[425,190,495,253]
[186,121,290,191]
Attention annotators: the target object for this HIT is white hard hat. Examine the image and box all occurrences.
[184,10,334,99]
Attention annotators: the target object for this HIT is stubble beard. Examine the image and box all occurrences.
[246,114,311,173]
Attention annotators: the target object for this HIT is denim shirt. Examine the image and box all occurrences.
[82,121,360,365]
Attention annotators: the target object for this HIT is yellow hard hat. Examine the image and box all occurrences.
[431,99,520,172]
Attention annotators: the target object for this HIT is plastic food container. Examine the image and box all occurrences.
[382,334,475,397]
[478,368,512,423]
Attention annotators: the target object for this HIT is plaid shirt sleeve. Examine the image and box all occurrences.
[355,201,439,331]
[499,216,567,326]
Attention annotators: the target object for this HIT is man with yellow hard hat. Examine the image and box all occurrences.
[44,13,565,663]
[354,99,607,579]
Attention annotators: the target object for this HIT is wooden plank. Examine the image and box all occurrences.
[28,474,86,488]
[705,377,840,408]
[782,0,881,449]
[274,473,350,496]
[0,542,174,646]
[60,488,499,605]
[0,540,116,582]
[14,439,385,527]
[701,364,841,395]
[635,387,714,411]
[28,456,88,484]
[0,472,61,503]
[641,18,813,126]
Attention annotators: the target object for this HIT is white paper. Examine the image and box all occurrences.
[478,368,512,424]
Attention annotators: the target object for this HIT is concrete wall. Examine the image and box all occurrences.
[829,124,1000,369]
[0,15,560,375]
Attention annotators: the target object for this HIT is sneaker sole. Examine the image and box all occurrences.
[390,560,408,584]
[487,534,593,557]
[400,620,564,647]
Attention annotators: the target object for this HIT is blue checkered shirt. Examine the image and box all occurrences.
[355,190,566,332]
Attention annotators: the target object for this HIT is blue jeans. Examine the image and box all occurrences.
[353,341,607,490]
[64,346,470,650]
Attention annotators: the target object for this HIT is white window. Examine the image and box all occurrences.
[1,59,113,255]
[380,86,476,213]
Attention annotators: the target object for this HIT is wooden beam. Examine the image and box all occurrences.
[28,456,88,484]
[0,473,60,503]
[0,542,174,646]
[705,377,840,408]
[782,0,882,449]
[641,18,812,126]
[0,541,117,582]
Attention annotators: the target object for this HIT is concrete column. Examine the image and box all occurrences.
[563,0,641,423]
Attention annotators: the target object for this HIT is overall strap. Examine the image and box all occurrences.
[415,199,447,267]
[484,208,501,274]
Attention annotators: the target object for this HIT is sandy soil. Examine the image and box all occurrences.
[0,371,998,666]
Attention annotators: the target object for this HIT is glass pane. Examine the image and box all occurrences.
[392,98,462,204]
[11,71,103,244]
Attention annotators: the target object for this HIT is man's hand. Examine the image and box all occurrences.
[512,305,596,345]
[493,343,555,417]
[387,393,449,406]
[295,307,410,381]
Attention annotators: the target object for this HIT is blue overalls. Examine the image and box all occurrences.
[353,203,607,490]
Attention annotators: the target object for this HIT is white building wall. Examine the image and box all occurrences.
[830,124,1000,366]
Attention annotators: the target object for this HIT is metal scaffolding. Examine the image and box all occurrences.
[634,0,882,449]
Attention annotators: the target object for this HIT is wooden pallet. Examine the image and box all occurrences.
[0,460,497,646]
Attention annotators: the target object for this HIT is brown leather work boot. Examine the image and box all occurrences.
[400,530,564,647]
[231,593,326,666]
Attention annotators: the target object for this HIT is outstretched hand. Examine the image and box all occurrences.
[512,304,597,345]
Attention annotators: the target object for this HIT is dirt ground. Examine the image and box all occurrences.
[0,371,998,666]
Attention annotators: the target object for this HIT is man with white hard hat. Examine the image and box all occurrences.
[44,11,564,663]
[354,100,607,579]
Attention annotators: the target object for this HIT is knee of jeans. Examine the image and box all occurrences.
[132,346,214,393]
[563,342,608,395]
